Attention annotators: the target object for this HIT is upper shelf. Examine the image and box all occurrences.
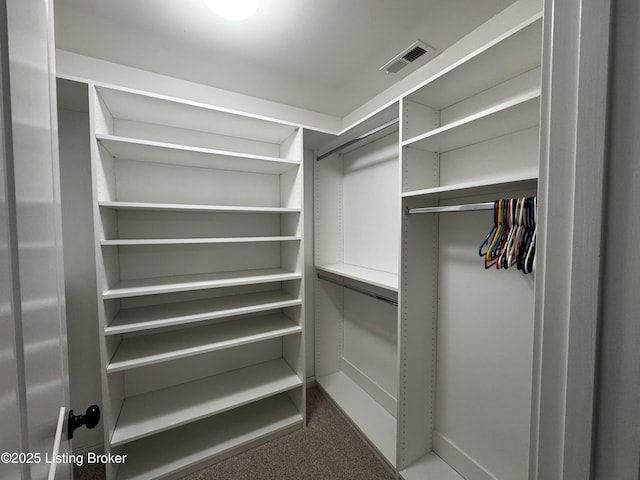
[405,16,542,110]
[98,201,300,214]
[316,263,398,292]
[403,91,540,153]
[402,175,538,201]
[95,85,298,145]
[96,134,300,174]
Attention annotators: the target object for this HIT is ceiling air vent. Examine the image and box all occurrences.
[380,40,436,75]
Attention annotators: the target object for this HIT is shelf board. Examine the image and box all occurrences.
[96,134,300,174]
[403,92,540,153]
[400,452,464,480]
[316,263,398,292]
[107,313,301,372]
[406,16,542,110]
[103,268,301,299]
[98,201,300,214]
[110,358,302,447]
[101,236,301,246]
[317,372,396,467]
[117,393,302,480]
[95,85,299,145]
[402,175,538,201]
[106,290,301,335]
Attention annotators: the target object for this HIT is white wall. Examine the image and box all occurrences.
[58,106,103,451]
[594,0,640,477]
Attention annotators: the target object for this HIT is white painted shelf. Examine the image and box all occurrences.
[400,452,464,480]
[96,134,300,174]
[106,290,301,335]
[403,92,540,153]
[317,371,397,466]
[98,201,300,214]
[103,268,302,299]
[316,263,398,292]
[117,393,303,480]
[107,313,301,372]
[402,175,538,200]
[110,359,302,447]
[405,16,542,110]
[101,236,301,246]
[96,85,298,145]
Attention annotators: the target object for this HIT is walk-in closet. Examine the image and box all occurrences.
[3,0,635,479]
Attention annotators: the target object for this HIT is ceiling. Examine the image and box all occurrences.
[53,0,517,118]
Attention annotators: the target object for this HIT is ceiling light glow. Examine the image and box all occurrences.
[204,0,260,21]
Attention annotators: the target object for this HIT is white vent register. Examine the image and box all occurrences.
[380,40,436,74]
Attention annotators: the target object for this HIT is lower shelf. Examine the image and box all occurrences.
[317,371,397,466]
[400,452,464,480]
[111,359,302,447]
[116,393,303,480]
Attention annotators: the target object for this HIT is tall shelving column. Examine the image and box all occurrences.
[87,84,305,480]
[398,11,542,480]
[314,104,400,467]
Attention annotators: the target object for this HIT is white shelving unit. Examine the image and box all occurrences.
[88,83,306,479]
[398,11,542,480]
[313,104,400,468]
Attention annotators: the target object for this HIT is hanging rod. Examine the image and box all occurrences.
[405,202,494,215]
[316,274,398,306]
[316,118,399,161]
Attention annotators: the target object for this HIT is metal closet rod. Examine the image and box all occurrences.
[316,274,398,306]
[316,118,399,161]
[406,201,494,215]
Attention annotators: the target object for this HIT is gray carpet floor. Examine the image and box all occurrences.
[74,387,394,480]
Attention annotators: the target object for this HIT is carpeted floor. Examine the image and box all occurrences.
[74,387,394,480]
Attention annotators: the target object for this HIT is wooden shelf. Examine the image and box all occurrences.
[403,92,540,153]
[110,359,302,447]
[101,236,301,246]
[96,134,300,174]
[106,290,301,335]
[405,16,542,110]
[400,452,464,480]
[95,85,299,145]
[116,393,302,480]
[103,268,301,299]
[317,372,396,467]
[402,175,538,201]
[316,263,398,292]
[107,313,301,372]
[98,201,300,214]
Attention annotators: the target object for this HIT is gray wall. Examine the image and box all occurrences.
[594,0,640,477]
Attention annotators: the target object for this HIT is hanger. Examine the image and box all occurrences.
[479,201,498,257]
[479,196,537,274]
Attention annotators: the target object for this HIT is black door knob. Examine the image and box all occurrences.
[68,405,100,439]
